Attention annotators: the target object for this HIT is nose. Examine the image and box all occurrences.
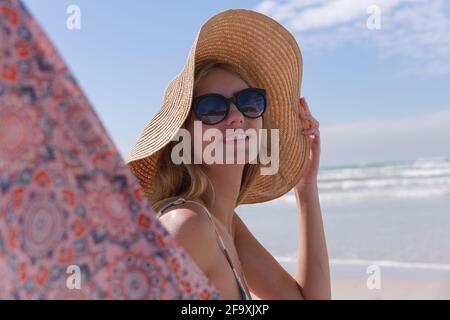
[224,103,244,127]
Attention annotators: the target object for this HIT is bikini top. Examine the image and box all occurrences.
[157,198,252,300]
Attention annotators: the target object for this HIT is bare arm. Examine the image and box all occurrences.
[293,96,331,299]
[294,184,331,299]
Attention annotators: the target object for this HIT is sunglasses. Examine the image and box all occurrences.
[192,88,267,125]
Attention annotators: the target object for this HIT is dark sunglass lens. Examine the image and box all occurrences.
[195,96,228,124]
[237,90,266,118]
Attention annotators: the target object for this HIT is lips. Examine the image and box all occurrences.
[224,132,248,142]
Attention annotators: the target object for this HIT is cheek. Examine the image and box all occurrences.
[189,121,217,155]
[249,117,263,150]
[249,117,263,131]
[184,115,198,152]
[200,123,224,153]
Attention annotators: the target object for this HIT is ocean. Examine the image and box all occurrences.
[284,156,450,204]
[237,157,450,279]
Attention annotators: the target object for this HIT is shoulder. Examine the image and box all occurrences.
[159,203,215,241]
[159,201,218,275]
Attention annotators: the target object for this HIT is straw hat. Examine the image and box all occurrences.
[126,9,310,205]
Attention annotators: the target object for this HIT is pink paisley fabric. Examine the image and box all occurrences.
[0,0,219,299]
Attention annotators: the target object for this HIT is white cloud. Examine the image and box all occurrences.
[254,0,450,76]
[320,109,450,166]
[256,0,407,31]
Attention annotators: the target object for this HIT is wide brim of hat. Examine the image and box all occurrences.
[126,9,310,205]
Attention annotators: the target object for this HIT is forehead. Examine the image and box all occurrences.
[194,68,249,97]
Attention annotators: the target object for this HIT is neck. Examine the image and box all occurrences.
[202,163,245,234]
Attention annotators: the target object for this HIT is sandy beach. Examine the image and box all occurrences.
[277,260,450,300]
[330,276,450,300]
[251,275,450,300]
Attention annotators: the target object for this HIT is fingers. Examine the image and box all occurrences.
[298,97,307,117]
[299,97,320,138]
[299,97,319,130]
[300,96,311,116]
[302,127,320,136]
[302,115,319,128]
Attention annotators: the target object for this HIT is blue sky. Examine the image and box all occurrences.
[23,0,450,167]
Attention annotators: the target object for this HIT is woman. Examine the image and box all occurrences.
[127,9,330,300]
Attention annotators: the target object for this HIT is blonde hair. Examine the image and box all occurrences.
[152,60,273,212]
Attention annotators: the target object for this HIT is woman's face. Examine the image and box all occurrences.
[185,68,263,166]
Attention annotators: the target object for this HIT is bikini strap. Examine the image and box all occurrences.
[156,197,188,218]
